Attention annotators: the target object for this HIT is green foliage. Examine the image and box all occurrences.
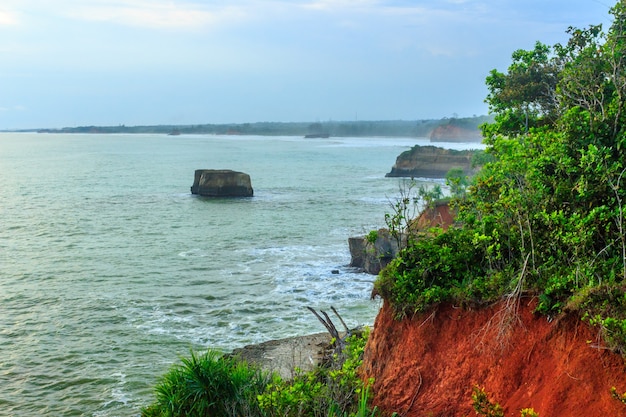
[384,180,421,247]
[471,386,504,417]
[418,184,444,209]
[374,1,626,355]
[141,350,271,417]
[483,41,559,138]
[572,285,626,353]
[143,331,379,417]
[471,386,540,417]
[375,227,492,316]
[470,150,495,168]
[610,386,626,404]
[329,386,382,417]
[258,330,378,417]
[445,168,469,198]
[366,230,378,244]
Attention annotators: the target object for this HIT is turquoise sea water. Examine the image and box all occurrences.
[0,133,480,416]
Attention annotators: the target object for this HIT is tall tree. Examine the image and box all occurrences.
[483,41,560,140]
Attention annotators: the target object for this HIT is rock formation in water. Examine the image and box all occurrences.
[362,299,626,417]
[349,229,400,275]
[349,202,455,275]
[190,169,253,197]
[385,145,478,179]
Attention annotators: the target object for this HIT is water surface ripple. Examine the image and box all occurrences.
[0,133,479,416]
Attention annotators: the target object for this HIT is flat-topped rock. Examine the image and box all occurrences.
[229,333,331,379]
[191,169,253,197]
[385,145,477,178]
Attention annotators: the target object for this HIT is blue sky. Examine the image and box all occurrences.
[0,0,615,129]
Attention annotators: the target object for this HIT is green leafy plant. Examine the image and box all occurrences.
[374,1,626,354]
[375,226,491,316]
[610,386,626,404]
[143,330,379,417]
[366,230,378,244]
[329,385,382,417]
[471,386,504,417]
[141,349,271,417]
[384,179,419,248]
[445,167,469,198]
[258,329,378,417]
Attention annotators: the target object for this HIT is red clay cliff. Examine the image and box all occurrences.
[362,299,626,416]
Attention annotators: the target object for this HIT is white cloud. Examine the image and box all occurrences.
[0,105,26,112]
[300,0,380,12]
[63,1,250,30]
[0,10,20,26]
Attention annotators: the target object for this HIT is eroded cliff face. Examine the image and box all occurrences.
[429,124,483,143]
[385,146,477,178]
[362,300,626,417]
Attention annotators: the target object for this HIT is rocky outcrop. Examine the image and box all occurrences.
[385,145,477,178]
[429,124,483,143]
[349,230,400,275]
[230,333,331,380]
[350,202,455,275]
[362,300,626,417]
[190,169,253,197]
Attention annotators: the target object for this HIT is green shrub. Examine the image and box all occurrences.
[258,329,376,417]
[471,386,504,417]
[566,285,626,353]
[374,227,492,316]
[472,385,541,417]
[141,349,271,417]
[366,230,378,244]
[610,386,626,404]
[143,331,379,417]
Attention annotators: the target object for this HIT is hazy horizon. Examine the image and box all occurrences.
[0,1,614,130]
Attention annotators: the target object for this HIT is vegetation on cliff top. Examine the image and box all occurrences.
[375,1,626,354]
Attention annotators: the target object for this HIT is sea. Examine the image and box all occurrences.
[0,132,481,416]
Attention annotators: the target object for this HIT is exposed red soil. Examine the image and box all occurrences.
[429,125,482,142]
[413,202,455,231]
[362,299,626,416]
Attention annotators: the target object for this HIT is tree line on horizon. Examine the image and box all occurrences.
[31,115,492,137]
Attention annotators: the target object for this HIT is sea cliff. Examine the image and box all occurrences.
[361,299,626,416]
[385,145,478,178]
[429,123,483,143]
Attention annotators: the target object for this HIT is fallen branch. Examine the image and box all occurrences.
[307,306,353,357]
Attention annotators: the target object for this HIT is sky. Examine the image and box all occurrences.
[0,0,617,130]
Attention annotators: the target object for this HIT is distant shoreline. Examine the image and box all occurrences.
[8,116,491,140]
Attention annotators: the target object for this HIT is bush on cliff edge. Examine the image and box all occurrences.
[375,2,626,353]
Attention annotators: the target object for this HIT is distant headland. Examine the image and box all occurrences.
[28,116,491,141]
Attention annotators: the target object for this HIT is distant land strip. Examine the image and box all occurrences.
[17,116,491,140]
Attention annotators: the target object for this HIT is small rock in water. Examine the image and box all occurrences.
[331,270,340,274]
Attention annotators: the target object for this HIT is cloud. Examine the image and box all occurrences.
[0,105,26,112]
[63,1,249,30]
[300,0,380,12]
[0,10,19,26]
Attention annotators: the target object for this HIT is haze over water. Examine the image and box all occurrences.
[0,133,480,416]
